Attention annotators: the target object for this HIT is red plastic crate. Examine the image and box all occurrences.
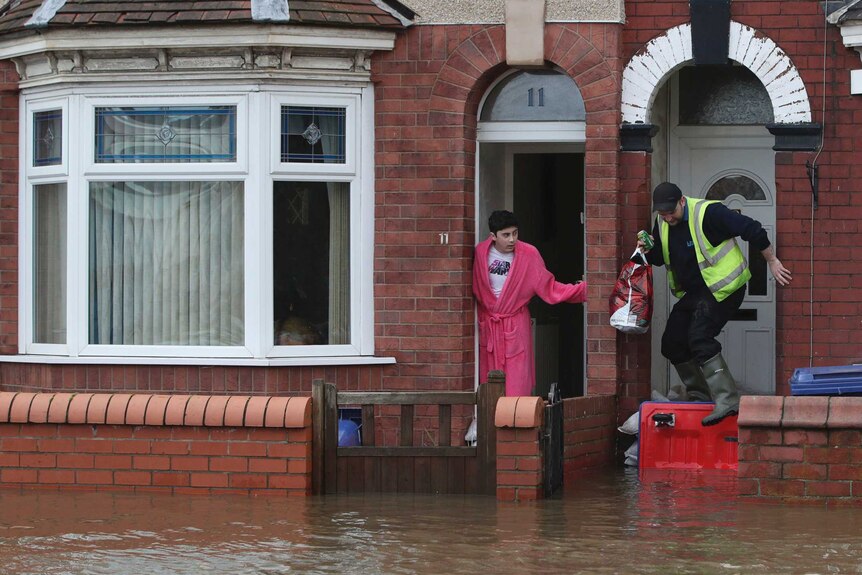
[638,402,738,471]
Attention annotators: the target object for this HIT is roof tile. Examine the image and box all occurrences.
[0,0,407,35]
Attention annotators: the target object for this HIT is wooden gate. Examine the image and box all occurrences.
[312,373,505,495]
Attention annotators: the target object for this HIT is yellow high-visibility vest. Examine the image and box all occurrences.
[659,197,751,302]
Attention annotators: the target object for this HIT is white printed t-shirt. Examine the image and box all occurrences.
[487,245,514,298]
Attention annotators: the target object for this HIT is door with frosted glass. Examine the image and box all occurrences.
[662,65,778,395]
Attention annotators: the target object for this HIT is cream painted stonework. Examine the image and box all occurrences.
[506,0,545,66]
[399,0,624,24]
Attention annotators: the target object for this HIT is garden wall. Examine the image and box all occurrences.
[0,392,312,495]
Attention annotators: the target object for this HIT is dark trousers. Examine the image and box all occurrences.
[661,285,746,366]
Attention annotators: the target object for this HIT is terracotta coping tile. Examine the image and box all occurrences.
[204,396,230,426]
[86,394,112,424]
[0,391,311,429]
[144,395,172,426]
[264,396,290,428]
[184,395,211,426]
[0,392,19,423]
[47,393,75,423]
[125,394,153,425]
[495,396,543,429]
[245,396,271,427]
[67,393,95,424]
[782,396,829,428]
[737,395,784,427]
[224,396,250,427]
[826,397,862,429]
[105,394,134,425]
[9,392,37,423]
[28,393,54,423]
[165,395,191,426]
[285,397,312,428]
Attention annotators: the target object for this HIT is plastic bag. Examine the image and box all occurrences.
[609,249,653,334]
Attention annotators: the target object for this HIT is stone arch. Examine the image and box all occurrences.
[621,21,812,125]
[429,25,618,126]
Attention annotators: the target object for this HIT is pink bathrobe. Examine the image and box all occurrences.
[473,237,588,397]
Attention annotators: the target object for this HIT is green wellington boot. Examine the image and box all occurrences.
[700,353,740,426]
[673,359,712,402]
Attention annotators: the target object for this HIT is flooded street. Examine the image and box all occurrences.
[2,468,861,574]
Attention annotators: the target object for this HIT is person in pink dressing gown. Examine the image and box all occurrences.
[473,210,587,397]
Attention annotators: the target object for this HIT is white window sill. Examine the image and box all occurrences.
[0,355,396,367]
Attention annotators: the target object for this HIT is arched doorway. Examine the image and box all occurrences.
[651,64,778,396]
[620,20,820,398]
[476,69,587,398]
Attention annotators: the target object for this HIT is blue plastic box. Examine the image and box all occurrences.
[789,364,862,396]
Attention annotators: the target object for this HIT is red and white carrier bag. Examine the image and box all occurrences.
[609,249,653,334]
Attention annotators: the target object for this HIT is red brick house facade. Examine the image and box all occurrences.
[0,0,860,455]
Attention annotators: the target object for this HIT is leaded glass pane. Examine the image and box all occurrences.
[34,183,67,343]
[679,66,773,125]
[280,107,346,163]
[34,110,62,167]
[706,175,766,201]
[273,181,350,345]
[95,107,237,163]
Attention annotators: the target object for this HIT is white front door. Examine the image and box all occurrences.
[653,124,777,395]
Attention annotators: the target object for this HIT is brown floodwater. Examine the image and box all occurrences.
[1,468,861,575]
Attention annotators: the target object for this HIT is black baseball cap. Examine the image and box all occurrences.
[652,182,682,212]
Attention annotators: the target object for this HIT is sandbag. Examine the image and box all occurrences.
[609,249,653,334]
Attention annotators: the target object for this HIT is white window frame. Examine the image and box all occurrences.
[21,96,70,355]
[270,93,358,176]
[19,84,376,362]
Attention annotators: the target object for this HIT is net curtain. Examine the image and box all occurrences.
[318,110,351,345]
[89,181,244,347]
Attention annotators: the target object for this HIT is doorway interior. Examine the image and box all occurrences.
[478,143,585,399]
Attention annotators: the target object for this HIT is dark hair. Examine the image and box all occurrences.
[488,210,518,234]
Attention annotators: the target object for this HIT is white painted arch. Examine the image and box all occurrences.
[621,21,812,125]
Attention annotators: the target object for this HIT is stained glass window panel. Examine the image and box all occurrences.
[34,110,62,167]
[280,106,346,163]
[95,106,236,163]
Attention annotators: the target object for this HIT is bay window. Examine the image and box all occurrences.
[21,87,373,361]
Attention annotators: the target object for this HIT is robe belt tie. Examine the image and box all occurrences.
[486,311,519,369]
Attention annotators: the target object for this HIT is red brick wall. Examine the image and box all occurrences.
[0,392,313,495]
[738,396,862,504]
[0,423,311,495]
[562,394,617,476]
[621,1,862,399]
[496,426,542,501]
[0,60,19,354]
[616,153,653,416]
[373,22,623,396]
[0,363,388,395]
[495,396,544,501]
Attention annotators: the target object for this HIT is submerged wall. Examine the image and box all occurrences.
[0,392,312,495]
[563,394,617,477]
[738,396,862,504]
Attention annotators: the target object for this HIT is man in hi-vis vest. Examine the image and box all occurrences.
[638,182,793,426]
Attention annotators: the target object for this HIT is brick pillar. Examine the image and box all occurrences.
[495,396,544,501]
